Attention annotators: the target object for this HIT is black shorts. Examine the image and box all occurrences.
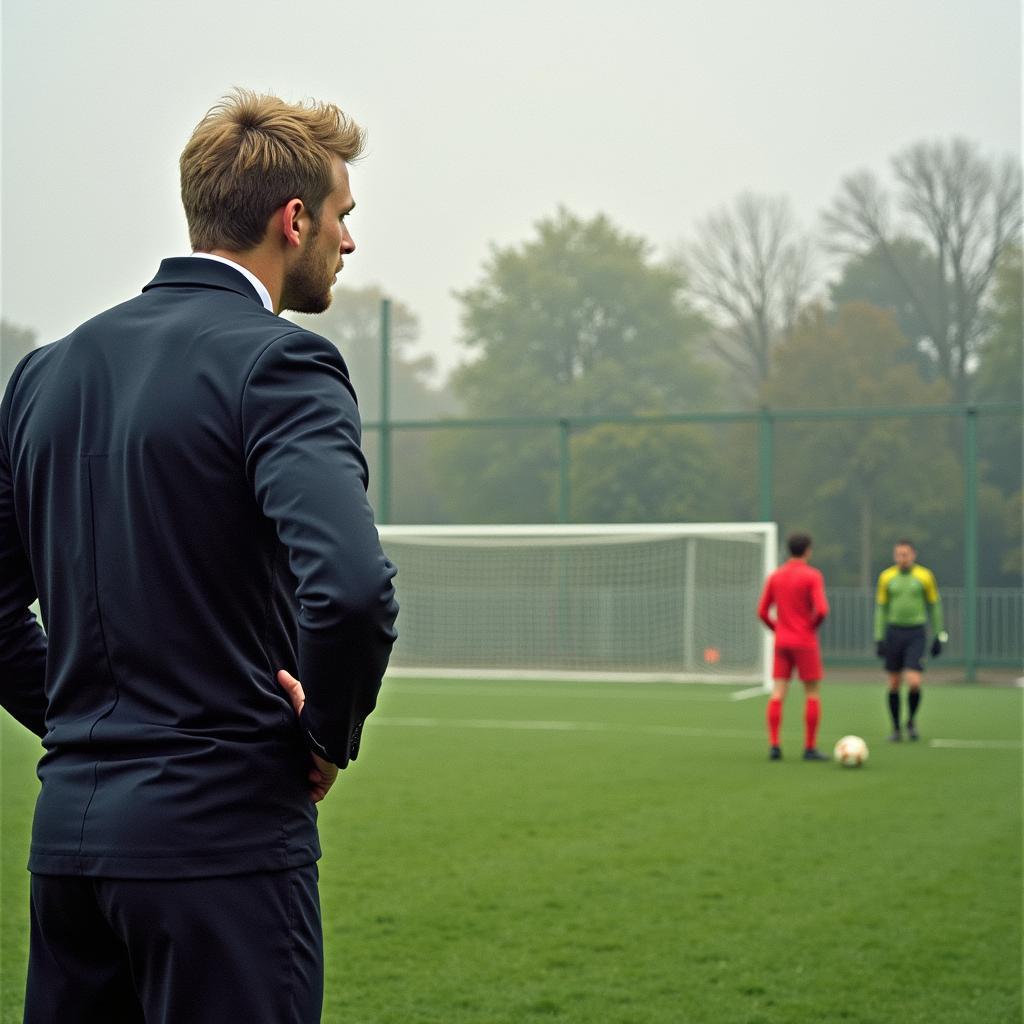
[885,624,926,673]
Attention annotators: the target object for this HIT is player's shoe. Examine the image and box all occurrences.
[802,748,829,761]
[769,746,782,761]
[887,729,902,742]
[906,723,919,741]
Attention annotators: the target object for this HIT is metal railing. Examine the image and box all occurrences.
[820,587,1023,669]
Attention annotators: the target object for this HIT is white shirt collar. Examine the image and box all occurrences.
[189,252,275,313]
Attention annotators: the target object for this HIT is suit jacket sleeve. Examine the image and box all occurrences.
[0,357,48,737]
[242,329,398,767]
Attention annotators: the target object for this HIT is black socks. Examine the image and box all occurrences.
[888,688,922,728]
[908,687,921,723]
[888,690,901,729]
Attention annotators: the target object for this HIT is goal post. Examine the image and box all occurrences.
[377,523,777,687]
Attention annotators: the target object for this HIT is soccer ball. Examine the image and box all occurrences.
[833,735,869,767]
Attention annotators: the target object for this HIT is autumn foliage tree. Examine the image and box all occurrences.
[762,303,959,587]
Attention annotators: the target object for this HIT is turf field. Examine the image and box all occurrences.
[2,678,1021,1023]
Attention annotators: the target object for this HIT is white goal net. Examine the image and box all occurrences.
[377,523,776,685]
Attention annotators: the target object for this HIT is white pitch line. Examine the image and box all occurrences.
[374,716,761,740]
[383,682,748,703]
[928,738,1023,750]
[379,717,601,732]
[730,685,767,702]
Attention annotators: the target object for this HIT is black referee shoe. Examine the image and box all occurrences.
[769,746,782,761]
[802,748,829,761]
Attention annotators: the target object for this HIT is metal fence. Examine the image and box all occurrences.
[820,587,1023,669]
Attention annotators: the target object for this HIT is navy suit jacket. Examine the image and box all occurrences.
[0,257,398,878]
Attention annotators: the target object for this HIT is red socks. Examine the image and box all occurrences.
[767,698,782,746]
[804,696,821,750]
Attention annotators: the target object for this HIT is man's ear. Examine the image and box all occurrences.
[279,198,306,249]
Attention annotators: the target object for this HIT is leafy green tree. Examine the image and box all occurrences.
[570,423,729,523]
[1,319,37,389]
[1000,492,1022,579]
[452,208,716,417]
[829,238,943,379]
[435,209,719,521]
[822,139,1021,402]
[763,303,961,588]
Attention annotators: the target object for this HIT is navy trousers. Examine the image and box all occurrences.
[24,864,323,1024]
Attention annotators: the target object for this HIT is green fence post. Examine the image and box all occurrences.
[758,409,774,523]
[558,419,571,524]
[378,298,392,524]
[964,407,978,682]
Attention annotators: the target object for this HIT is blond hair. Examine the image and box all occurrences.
[180,89,365,251]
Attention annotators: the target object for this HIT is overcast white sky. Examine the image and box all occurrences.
[2,0,1020,382]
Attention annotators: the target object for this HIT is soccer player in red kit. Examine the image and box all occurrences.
[757,533,830,761]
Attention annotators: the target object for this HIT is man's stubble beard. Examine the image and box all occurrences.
[280,224,335,315]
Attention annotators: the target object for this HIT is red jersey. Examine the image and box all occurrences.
[757,559,829,649]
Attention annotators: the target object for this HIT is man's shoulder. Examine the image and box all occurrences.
[794,563,825,590]
[69,287,294,363]
[245,320,348,372]
[911,564,937,586]
[240,323,356,409]
[877,565,899,584]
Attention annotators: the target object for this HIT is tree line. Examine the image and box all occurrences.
[3,137,1020,588]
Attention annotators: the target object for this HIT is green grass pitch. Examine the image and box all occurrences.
[2,679,1021,1023]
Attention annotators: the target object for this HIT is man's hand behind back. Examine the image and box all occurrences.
[277,669,339,803]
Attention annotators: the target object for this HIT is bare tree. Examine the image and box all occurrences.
[822,139,1022,401]
[682,194,814,400]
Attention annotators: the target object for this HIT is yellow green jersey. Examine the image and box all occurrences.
[874,564,944,641]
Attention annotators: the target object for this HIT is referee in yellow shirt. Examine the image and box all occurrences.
[874,539,947,741]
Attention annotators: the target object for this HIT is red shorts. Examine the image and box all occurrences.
[773,645,822,682]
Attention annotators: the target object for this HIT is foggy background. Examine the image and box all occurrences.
[2,0,1019,378]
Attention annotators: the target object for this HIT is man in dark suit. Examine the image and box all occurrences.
[0,89,398,1023]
